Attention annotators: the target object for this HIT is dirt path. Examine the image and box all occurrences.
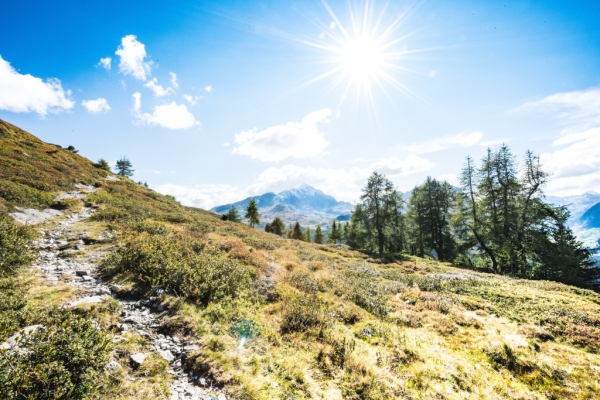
[22,198,225,400]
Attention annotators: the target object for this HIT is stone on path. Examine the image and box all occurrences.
[158,349,175,362]
[130,353,147,368]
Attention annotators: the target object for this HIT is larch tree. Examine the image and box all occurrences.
[245,198,260,228]
[115,157,134,177]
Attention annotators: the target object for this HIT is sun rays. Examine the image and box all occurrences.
[292,0,425,112]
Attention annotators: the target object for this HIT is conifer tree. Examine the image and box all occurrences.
[227,205,241,223]
[328,220,342,244]
[95,158,111,172]
[264,222,271,232]
[292,222,303,240]
[245,198,260,228]
[304,227,312,243]
[314,225,324,244]
[115,157,134,177]
[268,217,286,235]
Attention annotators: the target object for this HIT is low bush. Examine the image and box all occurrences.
[0,216,36,276]
[103,233,252,304]
[288,272,326,294]
[127,219,170,235]
[0,310,111,399]
[280,294,328,333]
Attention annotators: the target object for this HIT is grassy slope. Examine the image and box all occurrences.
[1,119,600,399]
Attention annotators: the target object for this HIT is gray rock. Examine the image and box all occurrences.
[82,276,95,282]
[106,360,121,371]
[158,349,175,362]
[130,353,147,367]
[96,287,111,296]
[183,345,199,351]
[75,270,89,276]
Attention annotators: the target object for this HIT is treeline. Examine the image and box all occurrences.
[264,217,344,245]
[345,145,599,286]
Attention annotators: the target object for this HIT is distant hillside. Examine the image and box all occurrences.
[211,184,354,229]
[580,202,600,229]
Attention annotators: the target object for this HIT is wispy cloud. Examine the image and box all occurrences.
[233,109,332,162]
[115,35,152,81]
[542,127,600,196]
[132,92,199,130]
[169,72,178,88]
[144,78,174,97]
[517,87,600,128]
[401,131,488,154]
[183,94,199,105]
[0,56,74,116]
[204,85,212,93]
[81,98,110,114]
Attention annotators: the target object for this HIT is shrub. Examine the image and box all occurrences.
[281,294,328,333]
[0,216,36,276]
[0,310,111,399]
[128,220,170,235]
[484,343,533,375]
[288,272,326,294]
[103,233,252,304]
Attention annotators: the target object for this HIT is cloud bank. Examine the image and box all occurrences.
[233,109,332,162]
[155,154,434,209]
[0,56,74,116]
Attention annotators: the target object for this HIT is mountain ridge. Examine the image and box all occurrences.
[211,184,354,228]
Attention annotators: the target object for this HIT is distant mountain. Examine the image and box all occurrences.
[580,202,600,230]
[211,184,354,229]
[546,191,600,249]
[546,191,600,225]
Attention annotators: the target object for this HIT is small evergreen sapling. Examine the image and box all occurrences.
[227,205,242,222]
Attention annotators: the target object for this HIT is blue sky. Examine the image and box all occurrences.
[2,0,600,208]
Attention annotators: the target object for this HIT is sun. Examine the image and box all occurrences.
[291,0,421,109]
[338,38,385,83]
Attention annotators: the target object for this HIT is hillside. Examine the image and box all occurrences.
[1,119,600,399]
[211,184,354,230]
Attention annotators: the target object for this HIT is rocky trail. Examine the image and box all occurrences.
[18,190,227,400]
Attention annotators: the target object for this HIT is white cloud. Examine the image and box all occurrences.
[169,72,178,88]
[542,127,600,196]
[115,35,152,81]
[99,57,111,70]
[204,85,212,93]
[132,92,199,130]
[152,183,247,209]
[183,94,199,105]
[144,78,174,97]
[0,56,74,116]
[402,131,485,154]
[233,109,332,162]
[518,87,600,128]
[81,98,110,114]
[435,174,459,186]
